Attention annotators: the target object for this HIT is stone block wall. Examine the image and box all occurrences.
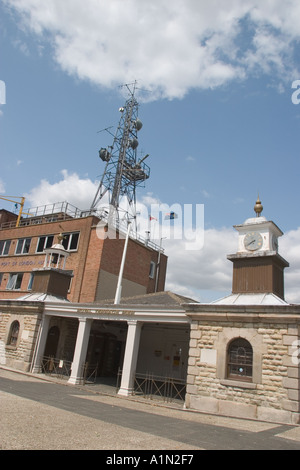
[185,313,300,425]
[0,301,43,372]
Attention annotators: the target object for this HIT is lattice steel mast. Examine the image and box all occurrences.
[90,83,150,230]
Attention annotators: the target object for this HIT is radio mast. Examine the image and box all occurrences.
[90,83,150,232]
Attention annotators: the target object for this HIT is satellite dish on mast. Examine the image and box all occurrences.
[134,118,143,131]
[99,148,111,162]
[129,138,139,149]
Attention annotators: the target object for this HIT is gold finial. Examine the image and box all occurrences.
[57,233,64,243]
[254,195,263,217]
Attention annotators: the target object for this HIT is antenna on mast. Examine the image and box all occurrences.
[90,82,150,232]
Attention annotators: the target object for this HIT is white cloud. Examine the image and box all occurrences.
[280,228,300,304]
[164,227,236,301]
[163,225,300,304]
[24,169,98,209]
[4,0,300,100]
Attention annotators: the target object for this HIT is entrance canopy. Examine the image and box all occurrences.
[32,291,194,397]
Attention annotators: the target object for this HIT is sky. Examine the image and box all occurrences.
[1,0,300,303]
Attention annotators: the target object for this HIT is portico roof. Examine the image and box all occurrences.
[97,290,198,307]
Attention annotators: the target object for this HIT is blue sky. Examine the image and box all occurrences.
[1,0,300,302]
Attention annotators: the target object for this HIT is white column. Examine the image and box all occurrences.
[68,318,92,385]
[31,314,51,373]
[118,320,142,396]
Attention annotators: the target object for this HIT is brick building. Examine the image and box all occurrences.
[0,202,167,302]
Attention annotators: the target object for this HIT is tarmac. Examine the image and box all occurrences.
[1,366,300,451]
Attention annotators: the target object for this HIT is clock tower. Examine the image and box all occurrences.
[227,197,289,300]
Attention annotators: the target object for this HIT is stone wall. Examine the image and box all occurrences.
[185,310,300,425]
[0,301,43,372]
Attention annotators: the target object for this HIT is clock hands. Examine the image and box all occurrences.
[244,232,263,251]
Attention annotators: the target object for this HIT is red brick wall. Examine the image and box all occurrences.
[0,209,18,226]
[0,216,99,301]
[0,216,167,302]
[100,233,167,294]
[77,227,105,303]
[79,227,167,302]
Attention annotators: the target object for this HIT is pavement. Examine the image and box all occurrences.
[1,366,300,451]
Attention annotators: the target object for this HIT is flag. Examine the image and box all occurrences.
[165,212,178,220]
[149,215,157,221]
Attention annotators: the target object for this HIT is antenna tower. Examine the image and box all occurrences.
[90,83,150,231]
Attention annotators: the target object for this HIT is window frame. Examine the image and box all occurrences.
[7,320,20,347]
[0,239,11,256]
[227,337,253,383]
[62,232,80,251]
[6,273,24,290]
[27,272,34,290]
[216,329,263,389]
[149,261,156,279]
[15,237,32,255]
[36,235,54,253]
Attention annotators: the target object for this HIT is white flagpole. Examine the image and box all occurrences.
[114,222,131,304]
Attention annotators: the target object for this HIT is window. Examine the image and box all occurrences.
[6,273,23,290]
[227,338,253,382]
[149,261,156,279]
[62,232,79,251]
[36,235,54,253]
[7,321,20,347]
[28,273,34,290]
[0,239,11,256]
[15,238,31,254]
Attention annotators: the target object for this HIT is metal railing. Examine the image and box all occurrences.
[41,356,72,379]
[0,201,163,252]
[41,357,99,385]
[0,202,83,229]
[81,362,98,384]
[117,369,186,403]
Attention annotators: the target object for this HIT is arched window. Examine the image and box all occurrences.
[8,320,20,347]
[227,338,253,382]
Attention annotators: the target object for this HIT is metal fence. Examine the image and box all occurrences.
[81,362,99,384]
[117,370,186,403]
[41,356,72,380]
[40,359,186,403]
[41,357,99,385]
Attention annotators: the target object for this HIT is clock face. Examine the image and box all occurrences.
[244,232,263,251]
[272,236,278,251]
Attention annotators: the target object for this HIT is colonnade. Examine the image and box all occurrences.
[31,315,142,396]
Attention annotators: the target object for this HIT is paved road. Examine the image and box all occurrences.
[1,368,300,452]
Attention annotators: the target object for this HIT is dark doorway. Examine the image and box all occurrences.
[86,321,127,379]
[44,326,60,357]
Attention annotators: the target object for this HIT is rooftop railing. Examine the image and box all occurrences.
[0,201,163,252]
